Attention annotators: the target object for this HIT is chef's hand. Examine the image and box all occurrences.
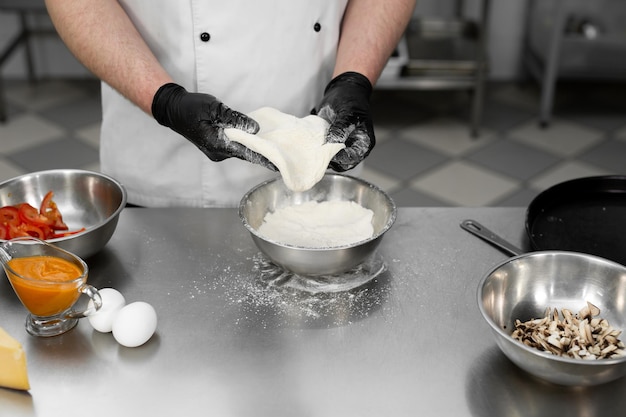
[314,72,374,172]
[151,83,276,170]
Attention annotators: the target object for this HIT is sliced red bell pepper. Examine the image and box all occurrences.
[40,191,68,230]
[18,203,54,228]
[9,223,46,239]
[0,224,9,240]
[0,191,83,241]
[0,206,20,227]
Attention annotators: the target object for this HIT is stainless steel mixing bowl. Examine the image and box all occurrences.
[478,251,626,386]
[0,169,127,259]
[239,173,397,276]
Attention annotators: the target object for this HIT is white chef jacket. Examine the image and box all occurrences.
[100,0,349,207]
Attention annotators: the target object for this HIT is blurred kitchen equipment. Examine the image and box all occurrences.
[0,1,55,122]
[376,0,491,137]
[525,0,626,126]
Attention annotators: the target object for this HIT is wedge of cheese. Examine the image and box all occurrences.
[0,327,30,390]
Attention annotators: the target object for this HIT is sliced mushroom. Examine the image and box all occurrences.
[511,303,625,360]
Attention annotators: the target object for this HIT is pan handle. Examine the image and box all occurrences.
[460,219,523,257]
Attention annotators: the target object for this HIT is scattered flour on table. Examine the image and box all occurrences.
[185,253,390,329]
[225,254,390,328]
[224,107,344,192]
[257,200,374,248]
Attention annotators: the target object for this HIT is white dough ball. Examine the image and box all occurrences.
[88,288,126,333]
[112,302,157,348]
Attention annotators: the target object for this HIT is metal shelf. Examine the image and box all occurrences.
[524,0,626,126]
[376,1,491,137]
[0,1,55,123]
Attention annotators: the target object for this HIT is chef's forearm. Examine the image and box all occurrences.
[334,0,416,85]
[45,0,172,115]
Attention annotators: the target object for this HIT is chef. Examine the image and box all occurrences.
[44,0,416,207]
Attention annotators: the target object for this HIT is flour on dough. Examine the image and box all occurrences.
[257,200,374,248]
[224,107,344,192]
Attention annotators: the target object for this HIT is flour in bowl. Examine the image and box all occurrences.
[257,200,374,248]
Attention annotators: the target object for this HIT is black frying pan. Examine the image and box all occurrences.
[525,175,626,265]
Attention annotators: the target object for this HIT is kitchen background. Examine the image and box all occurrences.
[0,0,625,207]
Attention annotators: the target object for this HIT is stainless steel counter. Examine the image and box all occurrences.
[1,207,625,416]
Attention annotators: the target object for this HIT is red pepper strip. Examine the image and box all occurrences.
[0,206,20,227]
[9,223,46,239]
[18,203,54,228]
[40,191,68,230]
[52,227,86,238]
[0,191,79,240]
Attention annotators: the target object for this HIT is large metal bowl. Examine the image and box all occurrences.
[239,173,397,276]
[0,169,127,259]
[478,251,626,386]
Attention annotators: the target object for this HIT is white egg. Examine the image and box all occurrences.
[112,302,157,348]
[88,288,126,333]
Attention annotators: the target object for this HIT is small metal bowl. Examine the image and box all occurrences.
[478,251,626,386]
[239,173,397,276]
[0,169,127,259]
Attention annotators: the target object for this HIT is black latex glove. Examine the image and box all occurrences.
[314,72,374,172]
[151,83,276,170]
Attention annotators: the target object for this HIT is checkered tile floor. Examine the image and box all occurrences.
[1,78,626,207]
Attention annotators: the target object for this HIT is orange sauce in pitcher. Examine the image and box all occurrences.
[6,256,84,317]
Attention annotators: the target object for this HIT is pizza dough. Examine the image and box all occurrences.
[257,200,374,248]
[224,107,344,192]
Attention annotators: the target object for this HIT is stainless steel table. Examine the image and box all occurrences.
[1,207,625,416]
